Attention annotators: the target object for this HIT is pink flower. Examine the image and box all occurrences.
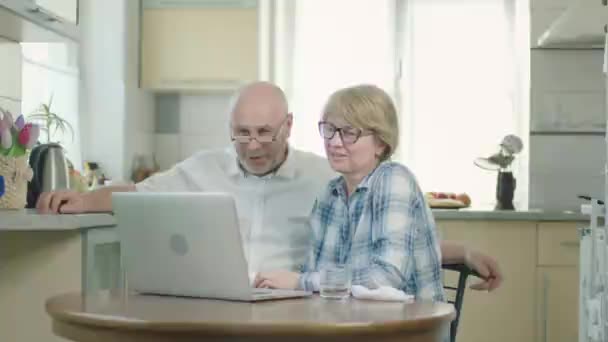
[18,123,31,146]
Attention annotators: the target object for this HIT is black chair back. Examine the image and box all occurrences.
[442,263,480,342]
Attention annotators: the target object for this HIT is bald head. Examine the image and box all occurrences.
[228,81,293,176]
[229,82,289,124]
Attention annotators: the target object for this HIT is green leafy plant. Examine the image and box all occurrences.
[28,95,74,144]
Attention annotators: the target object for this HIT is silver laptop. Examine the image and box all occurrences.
[112,192,312,302]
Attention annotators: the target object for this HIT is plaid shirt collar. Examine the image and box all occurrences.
[328,162,388,198]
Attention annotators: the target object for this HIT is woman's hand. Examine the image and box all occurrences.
[253,270,300,289]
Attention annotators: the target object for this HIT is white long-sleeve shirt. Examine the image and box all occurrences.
[136,146,335,278]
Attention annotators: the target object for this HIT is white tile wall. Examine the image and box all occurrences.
[155,94,233,169]
[530,8,566,47]
[154,133,180,170]
[529,0,607,211]
[530,49,605,132]
[179,95,232,135]
[529,135,606,211]
[531,50,605,92]
[179,94,232,159]
[532,91,605,131]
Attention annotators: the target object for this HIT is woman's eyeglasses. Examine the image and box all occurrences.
[318,121,373,145]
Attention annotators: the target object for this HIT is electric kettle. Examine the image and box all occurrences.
[26,143,70,208]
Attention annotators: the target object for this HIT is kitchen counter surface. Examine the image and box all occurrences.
[432,208,589,222]
[0,209,115,231]
[0,207,590,231]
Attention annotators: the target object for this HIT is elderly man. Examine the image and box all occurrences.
[37,81,502,291]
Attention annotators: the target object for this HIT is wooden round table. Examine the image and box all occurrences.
[46,291,455,342]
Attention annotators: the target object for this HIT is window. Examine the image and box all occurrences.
[399,0,530,208]
[276,0,397,156]
[275,0,529,208]
[21,42,82,171]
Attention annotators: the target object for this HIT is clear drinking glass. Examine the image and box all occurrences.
[320,264,352,299]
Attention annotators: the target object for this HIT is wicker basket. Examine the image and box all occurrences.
[0,155,32,209]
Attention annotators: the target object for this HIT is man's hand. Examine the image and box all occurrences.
[465,250,503,291]
[36,190,88,214]
[253,270,300,290]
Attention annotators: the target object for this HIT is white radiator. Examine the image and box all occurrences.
[580,201,607,342]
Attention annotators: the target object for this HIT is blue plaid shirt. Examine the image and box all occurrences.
[299,162,445,302]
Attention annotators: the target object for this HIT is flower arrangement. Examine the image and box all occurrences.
[0,107,41,209]
[0,108,40,156]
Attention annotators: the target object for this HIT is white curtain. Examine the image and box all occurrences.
[399,0,529,208]
[276,0,397,157]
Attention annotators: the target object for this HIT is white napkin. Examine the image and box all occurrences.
[351,285,414,302]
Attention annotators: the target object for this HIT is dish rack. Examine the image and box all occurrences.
[580,200,607,342]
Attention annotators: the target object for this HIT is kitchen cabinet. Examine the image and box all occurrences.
[536,222,580,342]
[140,0,259,91]
[34,0,78,25]
[0,0,79,41]
[438,220,537,342]
[0,230,81,342]
[537,267,579,342]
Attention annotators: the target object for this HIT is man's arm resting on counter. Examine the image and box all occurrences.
[81,185,137,212]
[36,184,136,214]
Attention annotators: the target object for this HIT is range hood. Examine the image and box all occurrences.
[537,0,607,48]
[0,0,78,42]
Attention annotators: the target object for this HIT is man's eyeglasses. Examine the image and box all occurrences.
[318,121,373,145]
[231,116,289,145]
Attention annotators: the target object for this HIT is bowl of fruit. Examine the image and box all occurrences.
[425,192,471,209]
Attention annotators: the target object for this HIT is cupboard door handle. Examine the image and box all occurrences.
[542,274,549,342]
[560,241,580,248]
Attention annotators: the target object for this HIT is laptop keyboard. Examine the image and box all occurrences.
[252,288,272,294]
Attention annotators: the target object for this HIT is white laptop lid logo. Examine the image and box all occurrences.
[170,234,189,256]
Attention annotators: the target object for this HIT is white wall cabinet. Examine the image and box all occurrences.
[0,0,79,41]
[141,0,259,91]
[35,0,78,24]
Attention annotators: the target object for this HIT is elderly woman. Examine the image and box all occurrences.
[255,84,444,301]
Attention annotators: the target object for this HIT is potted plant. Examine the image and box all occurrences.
[28,95,74,144]
[24,97,77,206]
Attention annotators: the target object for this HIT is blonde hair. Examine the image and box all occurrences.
[322,84,399,161]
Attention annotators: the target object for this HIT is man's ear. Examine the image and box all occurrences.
[285,113,294,137]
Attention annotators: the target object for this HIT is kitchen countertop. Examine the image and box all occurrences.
[432,208,590,222]
[0,208,591,231]
[0,209,115,231]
